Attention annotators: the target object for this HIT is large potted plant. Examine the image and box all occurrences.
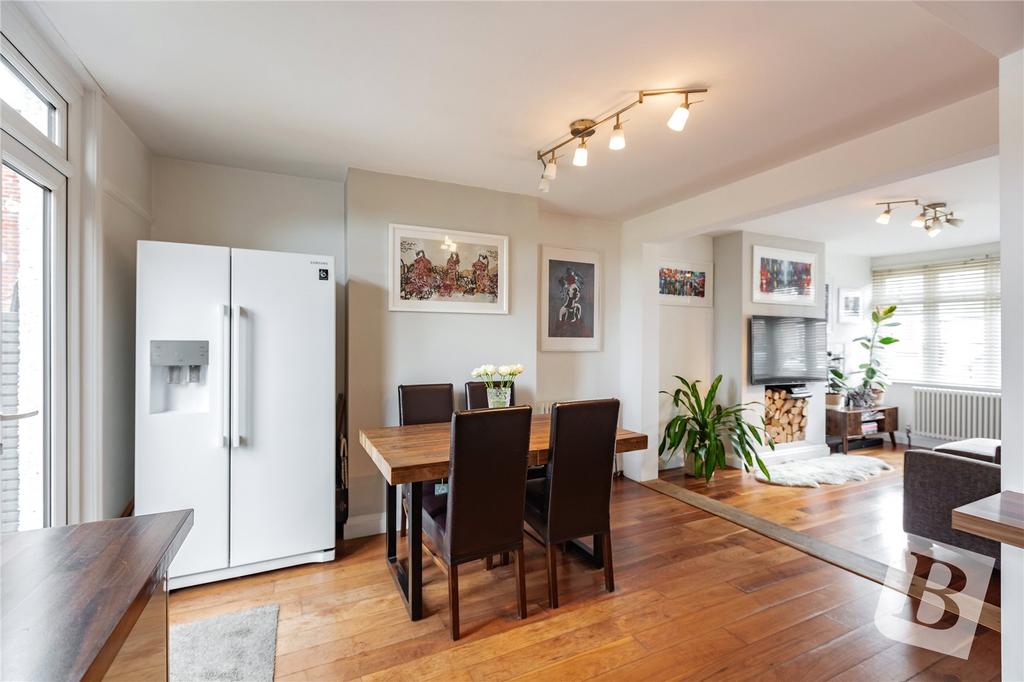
[659,375,773,482]
[847,305,899,407]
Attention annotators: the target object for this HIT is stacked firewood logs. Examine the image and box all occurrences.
[764,389,807,443]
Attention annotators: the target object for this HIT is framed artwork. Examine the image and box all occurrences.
[838,288,863,322]
[658,260,713,307]
[751,245,817,306]
[388,223,508,314]
[540,246,601,351]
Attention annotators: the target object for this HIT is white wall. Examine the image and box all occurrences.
[657,236,714,469]
[825,249,872,371]
[998,48,1023,682]
[149,156,347,396]
[98,100,151,518]
[535,211,621,403]
[345,169,623,531]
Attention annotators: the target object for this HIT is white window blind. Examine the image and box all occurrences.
[872,256,1000,389]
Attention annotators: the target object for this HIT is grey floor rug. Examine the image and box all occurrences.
[170,604,279,682]
[754,454,893,488]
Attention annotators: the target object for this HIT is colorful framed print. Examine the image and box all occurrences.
[388,223,508,314]
[838,288,864,322]
[751,245,817,306]
[658,260,713,307]
[540,246,601,352]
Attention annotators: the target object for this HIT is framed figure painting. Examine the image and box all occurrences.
[388,223,509,314]
[658,260,713,307]
[752,245,817,306]
[540,246,601,351]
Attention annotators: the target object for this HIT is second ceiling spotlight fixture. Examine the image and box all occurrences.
[875,199,964,237]
[537,87,708,192]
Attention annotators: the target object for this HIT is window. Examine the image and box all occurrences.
[0,35,67,154]
[872,256,1000,389]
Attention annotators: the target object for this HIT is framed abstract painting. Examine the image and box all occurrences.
[388,223,508,314]
[751,245,817,306]
[658,260,713,307]
[540,246,601,351]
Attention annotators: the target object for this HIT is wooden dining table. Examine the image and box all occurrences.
[359,413,648,621]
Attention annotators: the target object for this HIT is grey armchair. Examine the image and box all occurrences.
[902,448,1001,563]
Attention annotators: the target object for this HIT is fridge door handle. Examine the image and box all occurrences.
[231,304,243,448]
[219,304,230,447]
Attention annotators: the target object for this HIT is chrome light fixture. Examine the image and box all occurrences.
[873,199,963,237]
[542,154,557,180]
[572,137,589,167]
[667,93,692,132]
[535,86,708,191]
[608,115,626,151]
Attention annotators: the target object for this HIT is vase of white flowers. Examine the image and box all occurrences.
[471,363,524,408]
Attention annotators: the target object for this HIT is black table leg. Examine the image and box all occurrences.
[566,536,604,568]
[385,480,423,621]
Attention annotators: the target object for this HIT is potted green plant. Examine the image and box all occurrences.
[825,351,847,407]
[659,375,773,482]
[850,305,899,406]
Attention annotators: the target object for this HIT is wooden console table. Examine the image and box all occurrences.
[826,405,898,453]
[1,510,193,681]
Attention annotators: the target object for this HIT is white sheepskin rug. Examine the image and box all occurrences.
[754,455,893,488]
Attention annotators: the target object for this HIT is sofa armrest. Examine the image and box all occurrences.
[903,449,1001,561]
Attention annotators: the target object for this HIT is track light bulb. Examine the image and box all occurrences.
[542,158,557,180]
[911,212,927,228]
[947,217,963,227]
[876,209,891,225]
[667,103,690,132]
[538,176,550,193]
[926,222,942,238]
[609,122,625,150]
[573,139,588,167]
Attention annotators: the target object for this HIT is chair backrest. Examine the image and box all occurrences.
[464,381,516,410]
[398,383,454,426]
[545,399,620,543]
[444,405,532,562]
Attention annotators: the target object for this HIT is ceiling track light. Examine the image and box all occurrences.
[872,199,963,237]
[534,86,708,191]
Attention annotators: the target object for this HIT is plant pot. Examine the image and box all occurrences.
[871,389,886,406]
[825,393,844,408]
[486,387,511,408]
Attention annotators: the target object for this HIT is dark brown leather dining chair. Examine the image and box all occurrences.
[524,398,620,608]
[464,381,516,410]
[420,405,533,640]
[398,384,454,534]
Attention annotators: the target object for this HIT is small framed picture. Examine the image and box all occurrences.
[388,223,509,314]
[752,245,817,306]
[658,260,713,307]
[540,246,601,352]
[838,288,864,322]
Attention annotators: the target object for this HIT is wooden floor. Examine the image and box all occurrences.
[169,476,1000,680]
[661,444,912,566]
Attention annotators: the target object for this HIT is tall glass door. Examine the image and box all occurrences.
[1,131,66,530]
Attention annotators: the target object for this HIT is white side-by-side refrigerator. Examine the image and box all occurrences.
[135,241,335,588]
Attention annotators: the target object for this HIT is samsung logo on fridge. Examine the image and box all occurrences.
[310,260,330,280]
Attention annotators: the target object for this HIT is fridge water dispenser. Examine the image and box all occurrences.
[150,340,210,414]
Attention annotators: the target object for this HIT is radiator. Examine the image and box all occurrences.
[912,386,1001,440]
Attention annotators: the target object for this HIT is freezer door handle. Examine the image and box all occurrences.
[219,304,230,447]
[231,305,243,448]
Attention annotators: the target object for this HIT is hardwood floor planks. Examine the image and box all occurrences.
[168,476,1000,680]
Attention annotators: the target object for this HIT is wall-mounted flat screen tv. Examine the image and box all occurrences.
[749,315,827,385]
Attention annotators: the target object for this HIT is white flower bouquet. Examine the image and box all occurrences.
[471,363,524,389]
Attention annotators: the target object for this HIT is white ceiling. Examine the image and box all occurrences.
[36,2,1012,220]
[734,156,1000,257]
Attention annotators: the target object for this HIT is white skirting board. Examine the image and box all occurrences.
[169,549,335,590]
[344,512,387,539]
